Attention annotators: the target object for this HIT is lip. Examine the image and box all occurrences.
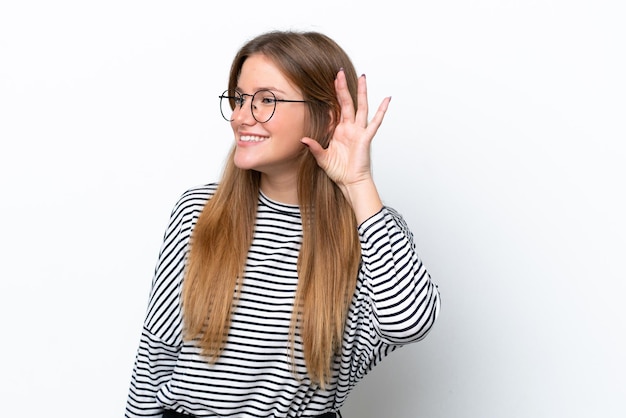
[237,132,269,146]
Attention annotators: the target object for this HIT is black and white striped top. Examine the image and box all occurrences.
[126,183,440,417]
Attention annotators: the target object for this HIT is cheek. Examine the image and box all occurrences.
[272,111,307,136]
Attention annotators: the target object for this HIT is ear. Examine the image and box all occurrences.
[325,107,336,136]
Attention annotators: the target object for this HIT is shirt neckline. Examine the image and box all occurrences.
[258,190,301,216]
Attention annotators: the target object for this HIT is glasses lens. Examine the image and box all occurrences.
[251,90,276,123]
[219,90,237,121]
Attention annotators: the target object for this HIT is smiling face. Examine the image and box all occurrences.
[231,53,308,189]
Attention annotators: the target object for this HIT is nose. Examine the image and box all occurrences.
[232,99,256,124]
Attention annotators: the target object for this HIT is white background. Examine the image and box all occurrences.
[1,1,625,417]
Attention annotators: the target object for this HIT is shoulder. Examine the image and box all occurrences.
[170,182,219,216]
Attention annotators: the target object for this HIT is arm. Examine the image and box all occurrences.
[359,207,440,343]
[126,329,180,417]
[125,187,210,417]
[334,207,440,405]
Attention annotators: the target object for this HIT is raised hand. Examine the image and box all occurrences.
[301,69,390,222]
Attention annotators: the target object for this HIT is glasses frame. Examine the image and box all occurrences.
[219,89,308,123]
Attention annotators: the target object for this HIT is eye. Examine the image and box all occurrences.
[233,96,244,106]
[256,91,277,105]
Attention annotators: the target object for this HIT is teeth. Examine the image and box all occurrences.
[240,135,267,142]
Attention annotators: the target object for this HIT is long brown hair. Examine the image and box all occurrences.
[182,30,361,387]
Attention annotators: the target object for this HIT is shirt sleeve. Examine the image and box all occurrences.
[333,206,441,407]
[126,328,181,417]
[357,206,440,344]
[125,187,210,417]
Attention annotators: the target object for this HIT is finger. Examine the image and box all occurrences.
[301,137,327,164]
[335,69,355,124]
[364,96,392,139]
[355,74,369,127]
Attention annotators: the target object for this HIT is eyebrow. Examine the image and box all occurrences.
[235,87,289,95]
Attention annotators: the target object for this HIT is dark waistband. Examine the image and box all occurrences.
[163,409,339,418]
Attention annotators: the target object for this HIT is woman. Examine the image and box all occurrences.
[126,30,440,418]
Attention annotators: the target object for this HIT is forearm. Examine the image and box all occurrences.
[125,327,179,417]
[359,207,441,343]
[341,178,383,225]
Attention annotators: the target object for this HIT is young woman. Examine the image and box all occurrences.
[126,30,440,418]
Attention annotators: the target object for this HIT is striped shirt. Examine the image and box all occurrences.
[126,183,440,417]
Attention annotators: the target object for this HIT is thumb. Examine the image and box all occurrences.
[301,137,326,162]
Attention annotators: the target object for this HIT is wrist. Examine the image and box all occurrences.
[340,178,383,225]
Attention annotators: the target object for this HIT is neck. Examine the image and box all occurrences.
[260,173,299,205]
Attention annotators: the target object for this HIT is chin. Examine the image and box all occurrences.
[233,162,254,171]
[233,156,260,172]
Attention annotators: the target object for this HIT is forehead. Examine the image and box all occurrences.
[237,54,300,94]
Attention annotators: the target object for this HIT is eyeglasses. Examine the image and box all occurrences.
[219,89,307,123]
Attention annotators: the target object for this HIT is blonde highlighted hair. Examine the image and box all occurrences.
[182,30,361,387]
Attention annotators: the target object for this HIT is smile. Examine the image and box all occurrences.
[239,135,268,142]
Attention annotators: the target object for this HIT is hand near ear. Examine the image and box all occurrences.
[301,69,390,223]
